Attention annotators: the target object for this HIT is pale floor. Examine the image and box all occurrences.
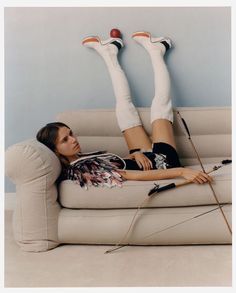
[4,211,232,288]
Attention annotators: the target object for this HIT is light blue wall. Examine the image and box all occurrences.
[5,7,231,192]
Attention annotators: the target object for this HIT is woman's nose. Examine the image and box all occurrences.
[70,136,76,143]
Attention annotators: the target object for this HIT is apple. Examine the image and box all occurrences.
[110,28,122,38]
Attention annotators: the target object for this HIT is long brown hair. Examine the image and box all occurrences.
[36,122,71,167]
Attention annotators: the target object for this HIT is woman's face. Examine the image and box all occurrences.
[55,127,81,161]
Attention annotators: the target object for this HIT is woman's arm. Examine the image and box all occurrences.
[118,167,213,184]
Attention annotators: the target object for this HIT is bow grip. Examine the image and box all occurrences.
[181,117,191,138]
[148,183,176,196]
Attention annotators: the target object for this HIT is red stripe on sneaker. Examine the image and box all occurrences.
[132,32,150,38]
[82,37,99,45]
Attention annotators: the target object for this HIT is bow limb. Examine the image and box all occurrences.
[177,111,232,235]
[105,196,151,254]
[106,203,230,254]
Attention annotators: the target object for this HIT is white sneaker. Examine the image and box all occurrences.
[82,35,124,51]
[132,31,171,52]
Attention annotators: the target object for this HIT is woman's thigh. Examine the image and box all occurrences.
[151,119,177,150]
[123,125,152,151]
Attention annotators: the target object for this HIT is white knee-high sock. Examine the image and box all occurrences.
[133,38,173,124]
[150,46,173,123]
[86,43,142,132]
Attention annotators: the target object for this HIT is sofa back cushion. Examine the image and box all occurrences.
[56,107,231,165]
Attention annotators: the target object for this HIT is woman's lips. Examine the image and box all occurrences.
[74,143,80,150]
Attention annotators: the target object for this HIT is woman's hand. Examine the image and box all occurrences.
[181,168,213,184]
[130,152,153,171]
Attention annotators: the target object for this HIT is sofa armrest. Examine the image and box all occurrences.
[5,139,62,252]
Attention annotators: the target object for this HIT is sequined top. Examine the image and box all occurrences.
[60,151,126,189]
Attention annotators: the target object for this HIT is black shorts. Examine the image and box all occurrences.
[124,142,181,170]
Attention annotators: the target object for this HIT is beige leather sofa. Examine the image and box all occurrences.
[5,107,232,252]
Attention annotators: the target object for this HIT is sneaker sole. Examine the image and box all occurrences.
[82,36,100,45]
[132,31,170,46]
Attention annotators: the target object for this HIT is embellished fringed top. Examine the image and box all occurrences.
[60,151,126,189]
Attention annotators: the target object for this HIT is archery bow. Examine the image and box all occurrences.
[105,164,229,254]
[105,159,232,254]
[104,115,232,254]
[176,111,232,235]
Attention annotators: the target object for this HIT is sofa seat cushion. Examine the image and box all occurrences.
[59,163,231,209]
[58,204,232,245]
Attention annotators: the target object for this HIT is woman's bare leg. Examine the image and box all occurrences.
[151,119,176,149]
[82,31,152,151]
[123,126,152,150]
[132,32,177,150]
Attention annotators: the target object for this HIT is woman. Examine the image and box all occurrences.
[37,30,212,188]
